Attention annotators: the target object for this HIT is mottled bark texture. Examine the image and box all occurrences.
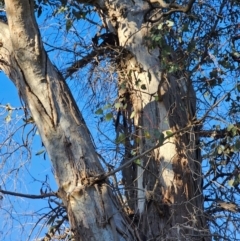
[0,0,210,240]
[1,1,135,240]
[91,0,210,240]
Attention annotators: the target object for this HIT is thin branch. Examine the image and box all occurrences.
[0,188,56,199]
[91,142,161,183]
[65,49,100,78]
[94,125,193,181]
[95,91,236,182]
[146,0,195,23]
[149,0,195,11]
[199,123,240,138]
[65,45,123,78]
[197,88,235,125]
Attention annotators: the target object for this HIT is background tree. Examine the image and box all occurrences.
[0,0,239,240]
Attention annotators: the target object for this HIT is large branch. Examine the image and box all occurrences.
[65,49,103,78]
[65,46,120,77]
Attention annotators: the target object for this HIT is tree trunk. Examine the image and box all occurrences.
[1,1,135,240]
[0,0,210,240]
[95,0,210,240]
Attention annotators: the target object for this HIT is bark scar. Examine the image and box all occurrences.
[14,56,53,124]
[45,52,56,128]
[96,184,120,241]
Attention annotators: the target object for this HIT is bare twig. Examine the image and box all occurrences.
[0,188,56,199]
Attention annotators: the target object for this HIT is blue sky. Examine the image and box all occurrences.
[0,73,58,240]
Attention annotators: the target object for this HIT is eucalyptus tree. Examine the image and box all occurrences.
[0,0,239,240]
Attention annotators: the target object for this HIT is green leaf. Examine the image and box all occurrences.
[217,145,224,154]
[115,133,125,144]
[234,140,240,151]
[219,59,232,69]
[103,103,112,110]
[159,132,165,145]
[95,108,103,115]
[130,111,135,119]
[56,6,68,14]
[131,150,137,156]
[35,149,45,156]
[134,159,141,165]
[188,41,196,52]
[169,64,179,73]
[5,115,11,123]
[153,35,161,41]
[135,137,140,144]
[5,103,12,111]
[145,131,151,139]
[23,116,34,123]
[66,19,72,32]
[158,23,164,30]
[161,45,172,56]
[182,23,189,32]
[115,102,122,110]
[105,112,113,121]
[153,129,161,139]
[228,179,234,187]
[166,131,173,137]
[227,124,234,132]
[231,126,238,136]
[166,20,174,27]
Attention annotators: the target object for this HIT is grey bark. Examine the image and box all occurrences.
[86,0,210,240]
[0,1,136,240]
[0,0,211,240]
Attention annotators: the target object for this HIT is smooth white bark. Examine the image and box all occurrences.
[1,1,136,240]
